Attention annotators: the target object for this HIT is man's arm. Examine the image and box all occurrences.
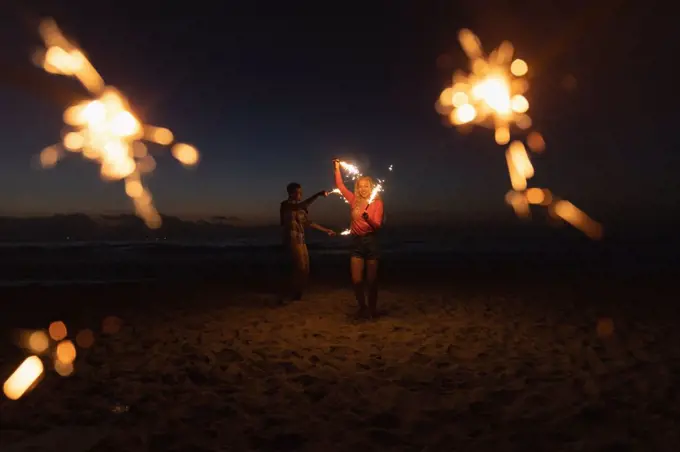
[282,191,327,213]
[280,191,326,214]
[309,222,336,236]
[300,191,327,209]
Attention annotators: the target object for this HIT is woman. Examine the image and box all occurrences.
[333,159,384,319]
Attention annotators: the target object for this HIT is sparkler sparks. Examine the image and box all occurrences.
[3,317,120,400]
[437,29,602,239]
[335,160,390,207]
[335,161,391,233]
[367,182,383,206]
[3,356,44,401]
[34,19,199,229]
[436,29,531,144]
[339,161,362,180]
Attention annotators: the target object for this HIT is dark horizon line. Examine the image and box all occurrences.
[1,210,678,232]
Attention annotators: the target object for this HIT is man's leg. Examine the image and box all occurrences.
[279,245,293,303]
[292,244,310,300]
[289,244,306,300]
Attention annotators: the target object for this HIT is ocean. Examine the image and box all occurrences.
[0,224,675,287]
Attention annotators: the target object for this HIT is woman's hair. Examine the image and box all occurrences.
[354,176,380,201]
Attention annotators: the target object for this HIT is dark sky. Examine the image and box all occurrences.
[0,0,676,227]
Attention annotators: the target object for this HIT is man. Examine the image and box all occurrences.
[280,182,335,303]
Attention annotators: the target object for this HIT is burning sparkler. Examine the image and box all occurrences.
[334,160,391,234]
[366,181,383,209]
[437,29,602,239]
[335,160,390,210]
[33,19,199,229]
[436,29,531,144]
[3,317,118,400]
[339,161,362,180]
[3,356,44,401]
[365,165,391,208]
[332,161,362,205]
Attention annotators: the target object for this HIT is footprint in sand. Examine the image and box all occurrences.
[275,360,301,373]
[368,429,402,447]
[408,352,432,366]
[369,412,402,430]
[251,433,307,452]
[292,374,321,386]
[216,348,244,363]
[308,354,321,364]
[326,345,360,361]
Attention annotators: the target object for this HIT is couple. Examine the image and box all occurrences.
[280,159,384,319]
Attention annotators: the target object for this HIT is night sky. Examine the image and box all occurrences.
[0,0,676,229]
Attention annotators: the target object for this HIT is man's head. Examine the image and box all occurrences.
[286,182,302,201]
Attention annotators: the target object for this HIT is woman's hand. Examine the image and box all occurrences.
[327,230,337,237]
[333,158,340,171]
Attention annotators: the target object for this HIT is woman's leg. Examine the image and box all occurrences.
[350,256,366,313]
[366,259,379,317]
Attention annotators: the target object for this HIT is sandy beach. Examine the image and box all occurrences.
[0,250,679,451]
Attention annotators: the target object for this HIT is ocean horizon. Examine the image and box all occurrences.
[0,224,675,287]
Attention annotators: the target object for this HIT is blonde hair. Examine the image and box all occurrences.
[354,176,380,201]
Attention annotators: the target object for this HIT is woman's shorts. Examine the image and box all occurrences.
[351,233,380,260]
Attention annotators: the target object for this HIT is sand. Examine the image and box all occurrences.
[1,269,679,451]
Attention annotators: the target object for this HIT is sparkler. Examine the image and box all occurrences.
[335,160,390,211]
[332,161,362,205]
[365,181,383,210]
[3,317,118,401]
[339,161,362,180]
[328,188,343,201]
[334,161,391,235]
[437,29,602,239]
[3,356,44,401]
[365,164,391,208]
[33,19,199,229]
